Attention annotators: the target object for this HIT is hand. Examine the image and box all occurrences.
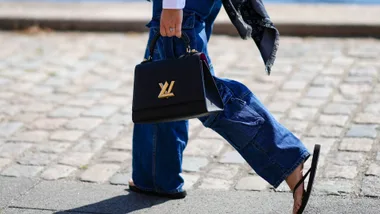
[160,9,182,38]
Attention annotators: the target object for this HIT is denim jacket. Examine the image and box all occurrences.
[222,0,279,75]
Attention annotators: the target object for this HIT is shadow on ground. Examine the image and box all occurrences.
[54,189,169,214]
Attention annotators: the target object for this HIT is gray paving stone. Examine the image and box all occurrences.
[281,81,308,90]
[58,152,94,167]
[235,176,269,191]
[182,157,209,172]
[182,173,201,190]
[312,75,341,87]
[344,76,374,84]
[0,164,43,177]
[219,151,246,164]
[361,176,380,197]
[198,177,233,190]
[76,91,106,99]
[80,163,120,183]
[90,80,122,91]
[88,124,124,141]
[332,93,364,104]
[10,130,49,143]
[71,139,106,153]
[0,143,33,158]
[267,101,293,113]
[340,84,372,95]
[349,66,378,77]
[288,107,318,121]
[17,152,58,166]
[308,125,343,138]
[207,164,240,180]
[346,125,378,139]
[98,151,132,163]
[0,121,23,137]
[32,141,71,154]
[55,85,84,94]
[66,98,96,107]
[38,94,71,104]
[315,180,356,195]
[377,152,380,161]
[364,103,380,114]
[184,138,225,157]
[302,137,336,156]
[50,130,84,142]
[98,95,127,106]
[339,138,374,152]
[331,56,355,66]
[110,137,132,151]
[197,127,223,140]
[109,172,131,185]
[26,86,54,96]
[323,103,357,115]
[0,104,20,116]
[365,163,380,177]
[318,114,349,127]
[64,117,103,131]
[306,87,334,98]
[31,118,67,130]
[272,91,302,102]
[48,107,85,118]
[81,105,118,118]
[40,164,77,180]
[298,98,326,108]
[331,152,366,166]
[354,113,380,124]
[321,66,346,75]
[0,157,11,170]
[324,164,358,179]
[106,113,131,126]
[280,119,308,134]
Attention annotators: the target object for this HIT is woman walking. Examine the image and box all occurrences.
[129,0,321,213]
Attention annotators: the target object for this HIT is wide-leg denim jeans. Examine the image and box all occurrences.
[132,0,310,194]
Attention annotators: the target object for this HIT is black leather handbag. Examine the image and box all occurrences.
[132,32,224,124]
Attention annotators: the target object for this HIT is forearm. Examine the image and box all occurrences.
[162,0,185,9]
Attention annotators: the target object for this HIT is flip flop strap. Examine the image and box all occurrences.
[293,168,311,198]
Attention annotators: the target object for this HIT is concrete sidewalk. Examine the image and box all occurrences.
[1,177,380,214]
[0,2,380,37]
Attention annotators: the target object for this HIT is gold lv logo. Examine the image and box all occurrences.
[158,81,175,99]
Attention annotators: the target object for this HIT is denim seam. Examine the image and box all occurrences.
[273,149,311,188]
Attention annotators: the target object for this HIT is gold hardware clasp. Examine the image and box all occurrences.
[158,81,175,99]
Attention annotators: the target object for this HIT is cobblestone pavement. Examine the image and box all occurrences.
[0,30,379,197]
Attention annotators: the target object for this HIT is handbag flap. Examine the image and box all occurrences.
[132,53,206,112]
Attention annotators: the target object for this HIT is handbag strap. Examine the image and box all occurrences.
[147,31,191,61]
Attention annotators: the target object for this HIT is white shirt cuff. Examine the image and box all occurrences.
[162,0,186,9]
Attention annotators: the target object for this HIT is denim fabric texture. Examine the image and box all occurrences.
[132,0,310,194]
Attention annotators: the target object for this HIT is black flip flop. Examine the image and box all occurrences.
[129,184,187,199]
[294,144,321,214]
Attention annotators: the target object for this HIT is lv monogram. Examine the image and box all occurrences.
[158,81,175,99]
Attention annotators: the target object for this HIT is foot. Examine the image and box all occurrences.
[285,163,305,214]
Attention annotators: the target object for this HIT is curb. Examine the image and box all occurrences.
[0,2,379,38]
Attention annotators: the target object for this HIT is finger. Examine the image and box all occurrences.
[160,24,167,37]
[175,23,181,38]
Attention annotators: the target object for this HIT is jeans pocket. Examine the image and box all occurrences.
[208,96,265,150]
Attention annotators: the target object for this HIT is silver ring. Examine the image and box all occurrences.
[169,27,174,32]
